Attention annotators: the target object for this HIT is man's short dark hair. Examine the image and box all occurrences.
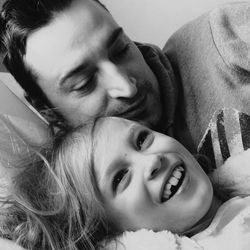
[0,0,106,131]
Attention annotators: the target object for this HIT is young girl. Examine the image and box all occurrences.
[1,117,250,250]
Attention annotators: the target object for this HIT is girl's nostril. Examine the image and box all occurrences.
[151,168,158,177]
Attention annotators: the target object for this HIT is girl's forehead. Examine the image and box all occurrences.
[96,117,133,135]
[93,118,132,182]
[93,117,133,159]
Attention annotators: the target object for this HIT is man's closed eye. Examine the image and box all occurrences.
[72,72,98,95]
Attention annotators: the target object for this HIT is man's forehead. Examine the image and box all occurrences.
[24,0,115,82]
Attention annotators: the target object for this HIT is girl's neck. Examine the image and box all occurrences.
[183,195,222,237]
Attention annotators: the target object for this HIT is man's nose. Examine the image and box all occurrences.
[101,61,137,99]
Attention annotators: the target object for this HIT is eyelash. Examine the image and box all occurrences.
[112,168,128,192]
[112,130,151,193]
[73,43,130,95]
[136,130,150,150]
[74,72,97,95]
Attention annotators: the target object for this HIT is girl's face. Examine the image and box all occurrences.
[94,117,213,233]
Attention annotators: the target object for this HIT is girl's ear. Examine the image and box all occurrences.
[194,154,213,174]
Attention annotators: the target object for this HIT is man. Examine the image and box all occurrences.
[0,0,250,153]
[0,0,175,132]
[0,0,177,142]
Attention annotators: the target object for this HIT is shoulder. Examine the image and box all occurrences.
[209,2,250,71]
[164,2,250,72]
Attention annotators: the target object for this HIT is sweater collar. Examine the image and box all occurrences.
[136,42,179,135]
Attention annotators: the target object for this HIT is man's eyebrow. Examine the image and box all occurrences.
[107,27,123,48]
[59,27,123,88]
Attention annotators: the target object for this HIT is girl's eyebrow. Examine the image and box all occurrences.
[102,124,137,178]
[98,160,128,190]
[104,159,124,181]
[97,122,136,189]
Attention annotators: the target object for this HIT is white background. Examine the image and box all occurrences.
[101,0,243,47]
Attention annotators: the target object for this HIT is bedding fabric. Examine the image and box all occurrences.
[105,196,250,250]
[193,196,250,250]
[103,105,250,250]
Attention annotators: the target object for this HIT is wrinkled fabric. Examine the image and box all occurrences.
[193,196,250,250]
[136,43,178,134]
[163,2,250,153]
[0,114,48,197]
[197,108,250,199]
[105,197,250,250]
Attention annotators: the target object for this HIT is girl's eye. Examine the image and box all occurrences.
[112,169,128,192]
[136,130,153,150]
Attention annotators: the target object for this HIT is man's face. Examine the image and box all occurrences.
[24,0,162,127]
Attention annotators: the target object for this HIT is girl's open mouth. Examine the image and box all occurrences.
[161,165,186,202]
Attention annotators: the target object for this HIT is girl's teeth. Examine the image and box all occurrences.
[163,189,171,199]
[164,189,171,195]
[169,176,178,186]
[173,170,182,178]
[163,193,170,199]
[162,165,185,202]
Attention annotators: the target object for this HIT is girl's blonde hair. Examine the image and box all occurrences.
[0,120,116,250]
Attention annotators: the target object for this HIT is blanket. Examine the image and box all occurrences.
[105,196,250,250]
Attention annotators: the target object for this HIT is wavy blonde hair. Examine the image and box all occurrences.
[0,120,116,250]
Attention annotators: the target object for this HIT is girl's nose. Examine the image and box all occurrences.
[144,155,162,181]
[101,61,138,99]
[141,155,165,203]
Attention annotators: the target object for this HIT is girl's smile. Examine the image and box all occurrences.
[93,117,214,234]
[160,163,186,202]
